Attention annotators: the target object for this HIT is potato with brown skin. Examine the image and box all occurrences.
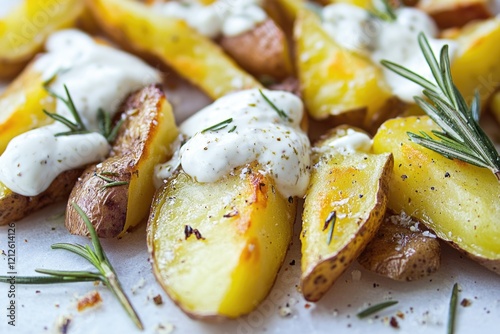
[0,170,83,225]
[0,0,85,80]
[65,85,178,238]
[358,212,441,281]
[219,18,292,81]
[301,126,393,302]
[417,0,492,29]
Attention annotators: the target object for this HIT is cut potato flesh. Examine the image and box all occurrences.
[87,0,261,99]
[65,85,178,238]
[373,116,500,274]
[148,164,296,319]
[301,127,393,302]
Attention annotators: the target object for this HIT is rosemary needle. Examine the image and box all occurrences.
[0,203,143,330]
[357,300,399,319]
[448,283,459,334]
[259,89,293,122]
[381,33,500,181]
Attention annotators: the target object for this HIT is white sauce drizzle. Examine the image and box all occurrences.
[322,4,457,103]
[0,0,21,19]
[155,89,311,198]
[327,128,372,155]
[0,29,160,196]
[154,0,267,38]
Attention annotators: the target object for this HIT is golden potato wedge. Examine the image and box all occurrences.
[0,63,54,154]
[417,0,492,29]
[294,9,392,128]
[301,127,393,302]
[219,19,292,81]
[86,0,261,99]
[451,17,500,107]
[489,90,500,125]
[358,212,441,281]
[0,0,85,79]
[148,163,296,319]
[65,85,178,238]
[373,116,500,274]
[0,169,82,225]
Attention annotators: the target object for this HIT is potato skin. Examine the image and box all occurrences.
[373,116,500,275]
[0,170,83,225]
[219,19,292,80]
[300,127,393,302]
[65,84,178,238]
[358,213,441,281]
[148,164,296,319]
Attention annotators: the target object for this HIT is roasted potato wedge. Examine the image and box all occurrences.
[358,212,441,281]
[0,62,54,154]
[417,0,492,29]
[148,163,296,319]
[219,18,292,81]
[294,9,392,128]
[86,0,261,99]
[65,85,178,238]
[0,0,85,79]
[301,127,393,302]
[373,116,500,274]
[0,170,82,225]
[451,17,500,107]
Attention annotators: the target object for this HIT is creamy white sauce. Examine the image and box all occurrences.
[322,4,457,103]
[155,89,311,198]
[327,128,372,155]
[0,0,22,19]
[0,29,160,196]
[154,0,267,38]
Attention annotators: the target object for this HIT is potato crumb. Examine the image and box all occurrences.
[131,277,146,294]
[461,298,472,307]
[77,290,102,311]
[351,270,362,281]
[279,306,293,317]
[153,295,163,305]
[155,322,175,334]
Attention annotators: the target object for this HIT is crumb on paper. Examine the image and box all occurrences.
[131,277,146,294]
[77,291,102,312]
[396,311,405,319]
[389,316,399,328]
[461,298,472,307]
[351,270,362,281]
[155,322,175,334]
[153,295,163,305]
[279,306,293,317]
[54,315,72,334]
[304,303,311,309]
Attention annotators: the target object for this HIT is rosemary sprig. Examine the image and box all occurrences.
[96,172,129,189]
[357,300,399,318]
[97,108,126,142]
[201,118,233,133]
[259,89,293,122]
[0,202,143,330]
[381,33,500,181]
[43,84,88,137]
[370,0,397,22]
[448,283,459,334]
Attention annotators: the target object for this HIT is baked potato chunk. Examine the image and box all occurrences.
[301,127,393,302]
[373,116,500,274]
[0,63,55,154]
[86,0,261,99]
[358,212,441,281]
[294,9,392,128]
[451,17,500,107]
[148,164,296,319]
[0,170,82,225]
[0,0,84,79]
[219,18,292,81]
[65,85,178,238]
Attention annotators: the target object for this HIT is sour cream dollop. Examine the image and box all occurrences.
[322,4,457,102]
[0,29,160,196]
[155,89,311,198]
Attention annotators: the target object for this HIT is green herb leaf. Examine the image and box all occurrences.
[448,283,459,334]
[324,210,336,245]
[259,89,293,122]
[382,33,500,181]
[357,300,399,318]
[201,118,233,133]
